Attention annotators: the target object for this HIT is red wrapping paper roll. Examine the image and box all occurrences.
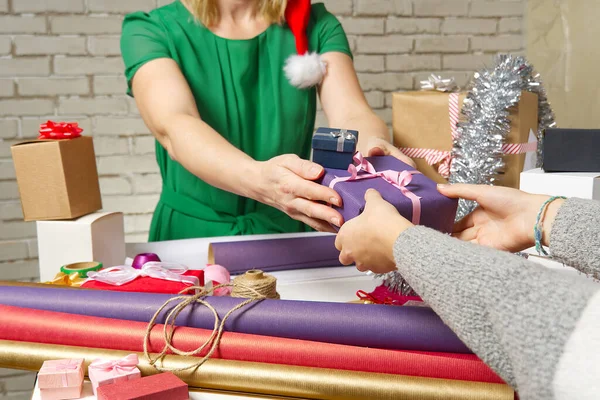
[0,305,503,384]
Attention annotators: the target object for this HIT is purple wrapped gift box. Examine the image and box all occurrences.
[319,155,458,233]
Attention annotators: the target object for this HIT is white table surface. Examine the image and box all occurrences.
[126,232,377,303]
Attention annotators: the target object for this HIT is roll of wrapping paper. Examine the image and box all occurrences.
[0,304,503,383]
[0,284,470,353]
[208,235,342,274]
[0,341,514,400]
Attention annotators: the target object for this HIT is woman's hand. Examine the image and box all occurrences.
[438,184,563,252]
[366,137,416,167]
[253,154,343,232]
[335,189,413,273]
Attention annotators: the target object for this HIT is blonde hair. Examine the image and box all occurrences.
[185,0,287,27]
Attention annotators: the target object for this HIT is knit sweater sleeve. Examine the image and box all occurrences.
[393,226,600,400]
[549,198,600,279]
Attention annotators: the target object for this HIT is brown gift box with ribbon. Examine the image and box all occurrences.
[10,121,102,221]
[392,90,539,189]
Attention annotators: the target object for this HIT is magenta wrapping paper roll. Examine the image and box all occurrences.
[0,285,471,354]
[209,236,343,274]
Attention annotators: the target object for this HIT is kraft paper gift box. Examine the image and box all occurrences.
[312,127,359,170]
[37,212,126,282]
[319,155,458,233]
[11,135,102,221]
[97,372,189,400]
[88,355,141,395]
[38,358,84,400]
[542,128,600,172]
[392,90,539,189]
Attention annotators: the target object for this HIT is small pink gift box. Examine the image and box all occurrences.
[88,354,141,395]
[38,359,84,389]
[39,385,83,400]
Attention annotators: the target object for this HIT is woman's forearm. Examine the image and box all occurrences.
[162,113,260,199]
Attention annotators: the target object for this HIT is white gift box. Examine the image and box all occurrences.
[37,212,126,282]
[519,168,600,200]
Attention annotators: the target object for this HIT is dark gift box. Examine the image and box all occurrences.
[312,127,359,170]
[319,154,458,233]
[543,128,600,172]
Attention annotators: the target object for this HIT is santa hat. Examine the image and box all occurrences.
[284,0,326,89]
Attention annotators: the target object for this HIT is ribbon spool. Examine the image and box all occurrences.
[131,253,161,270]
[231,270,279,300]
[60,262,103,278]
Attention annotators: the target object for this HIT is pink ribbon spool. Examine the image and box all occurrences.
[131,253,161,270]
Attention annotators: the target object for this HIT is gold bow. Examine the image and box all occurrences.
[45,272,86,287]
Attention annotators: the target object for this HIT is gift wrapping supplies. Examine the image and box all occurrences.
[38,358,84,400]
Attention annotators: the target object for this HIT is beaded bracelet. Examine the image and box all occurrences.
[534,196,566,256]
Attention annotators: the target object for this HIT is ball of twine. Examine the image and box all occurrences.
[231,269,279,300]
[143,269,278,373]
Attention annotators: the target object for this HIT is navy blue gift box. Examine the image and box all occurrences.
[312,127,359,170]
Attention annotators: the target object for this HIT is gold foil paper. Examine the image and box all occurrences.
[0,340,513,400]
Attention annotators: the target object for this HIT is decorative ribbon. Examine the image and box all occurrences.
[314,129,357,152]
[40,359,81,387]
[38,120,83,140]
[85,262,200,287]
[328,153,422,225]
[419,74,460,92]
[45,271,85,287]
[204,264,232,296]
[89,354,139,376]
[401,80,538,178]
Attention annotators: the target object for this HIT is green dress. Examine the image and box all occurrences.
[121,1,352,241]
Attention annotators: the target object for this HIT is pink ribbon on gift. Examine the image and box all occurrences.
[85,262,200,287]
[40,359,81,387]
[328,152,422,225]
[89,354,139,375]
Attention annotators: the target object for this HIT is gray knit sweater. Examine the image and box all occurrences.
[393,198,600,400]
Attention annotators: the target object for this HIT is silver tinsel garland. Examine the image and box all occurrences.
[377,54,556,296]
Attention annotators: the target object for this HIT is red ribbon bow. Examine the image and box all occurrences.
[39,120,83,140]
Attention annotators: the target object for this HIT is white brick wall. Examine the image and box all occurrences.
[0,0,524,396]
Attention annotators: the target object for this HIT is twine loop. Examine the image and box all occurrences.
[143,269,278,372]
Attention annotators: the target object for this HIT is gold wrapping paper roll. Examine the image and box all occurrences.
[0,340,513,400]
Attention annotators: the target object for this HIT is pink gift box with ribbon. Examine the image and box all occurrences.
[38,358,84,390]
[88,354,141,395]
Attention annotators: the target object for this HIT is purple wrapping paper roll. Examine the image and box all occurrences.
[209,236,342,274]
[319,156,458,233]
[0,285,471,354]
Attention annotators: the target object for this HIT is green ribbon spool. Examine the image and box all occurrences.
[60,262,103,278]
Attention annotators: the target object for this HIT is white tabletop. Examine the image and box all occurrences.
[126,232,377,303]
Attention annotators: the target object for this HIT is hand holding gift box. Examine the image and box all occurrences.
[38,358,84,400]
[88,354,141,395]
[319,153,458,233]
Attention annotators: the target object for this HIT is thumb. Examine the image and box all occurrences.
[364,188,383,204]
[367,145,387,157]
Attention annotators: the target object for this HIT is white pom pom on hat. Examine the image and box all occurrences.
[283,0,326,88]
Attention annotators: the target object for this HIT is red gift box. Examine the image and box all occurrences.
[97,372,188,400]
[81,269,204,295]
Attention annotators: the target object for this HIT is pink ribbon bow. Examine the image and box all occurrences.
[41,359,81,387]
[89,354,139,375]
[85,262,199,287]
[328,152,422,225]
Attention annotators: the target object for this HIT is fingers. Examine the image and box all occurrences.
[453,210,476,233]
[282,176,342,207]
[296,214,337,233]
[339,250,354,266]
[368,142,416,168]
[289,197,343,227]
[278,155,324,181]
[437,183,490,201]
[452,226,479,242]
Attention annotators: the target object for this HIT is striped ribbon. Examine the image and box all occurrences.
[400,93,536,178]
